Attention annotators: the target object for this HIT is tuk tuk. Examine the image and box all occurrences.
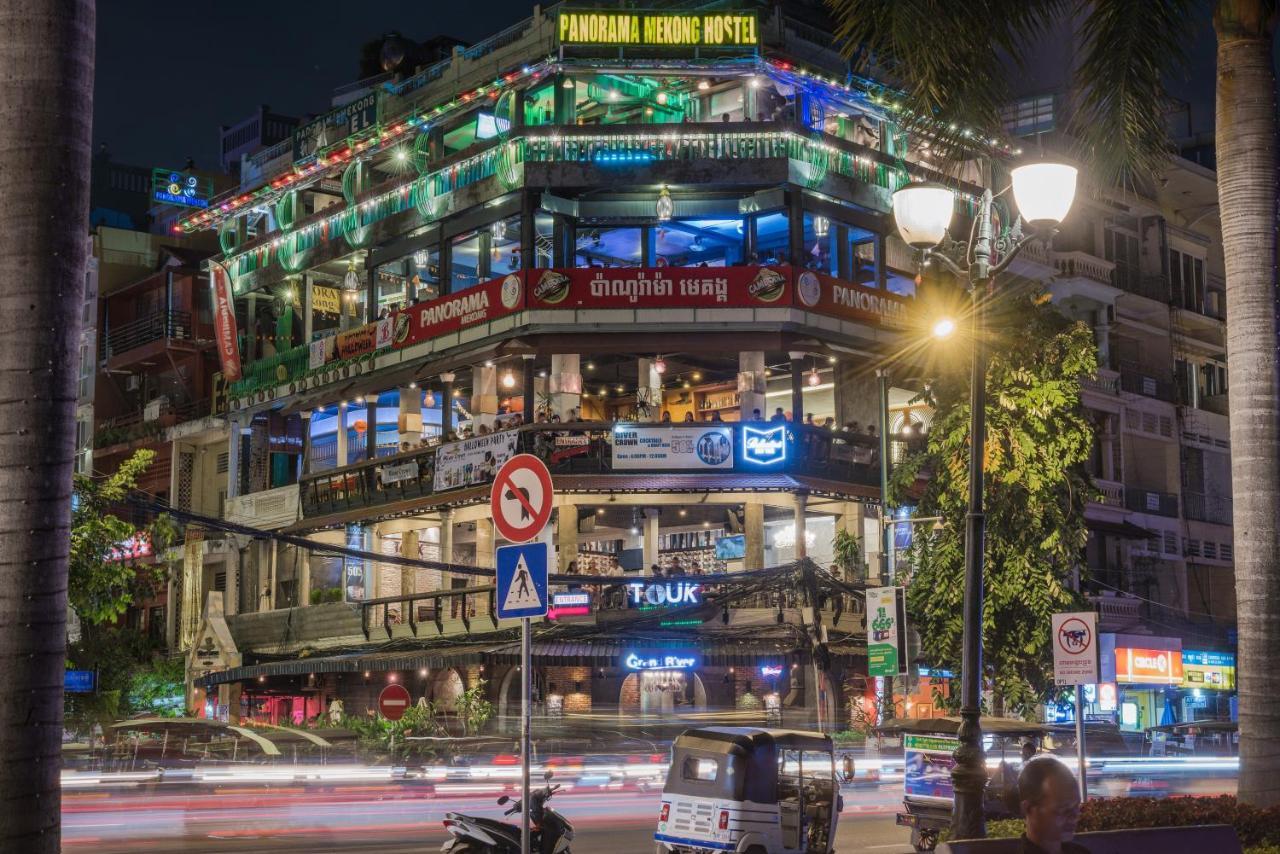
[655,727,841,854]
[876,717,1047,852]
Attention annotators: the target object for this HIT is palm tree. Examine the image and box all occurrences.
[0,1,96,850]
[826,0,1280,808]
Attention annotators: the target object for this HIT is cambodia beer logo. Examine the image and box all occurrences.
[747,267,786,303]
[533,270,571,304]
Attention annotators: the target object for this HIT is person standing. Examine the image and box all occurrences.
[1017,756,1088,853]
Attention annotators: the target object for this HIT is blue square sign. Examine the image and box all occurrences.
[496,542,550,619]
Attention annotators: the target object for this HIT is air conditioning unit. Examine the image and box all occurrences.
[125,375,140,392]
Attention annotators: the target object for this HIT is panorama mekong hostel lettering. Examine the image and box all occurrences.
[558,11,759,47]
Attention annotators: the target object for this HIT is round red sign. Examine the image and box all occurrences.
[490,454,555,543]
[378,683,412,721]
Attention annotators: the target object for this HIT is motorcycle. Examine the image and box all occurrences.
[442,770,574,853]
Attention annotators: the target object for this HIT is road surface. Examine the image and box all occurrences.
[63,783,914,853]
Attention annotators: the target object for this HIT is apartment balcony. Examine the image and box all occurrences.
[1092,478,1124,508]
[296,422,880,525]
[1088,591,1143,629]
[1081,368,1120,397]
[1124,488,1179,518]
[1184,491,1232,526]
[100,310,197,369]
[1052,250,1116,287]
[94,398,212,450]
[225,482,301,530]
[1199,392,1230,417]
[1118,361,1176,402]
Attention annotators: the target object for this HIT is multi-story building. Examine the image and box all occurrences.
[171,2,1235,732]
[219,105,300,178]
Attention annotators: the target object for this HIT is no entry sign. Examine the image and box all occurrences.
[378,683,412,721]
[490,454,554,543]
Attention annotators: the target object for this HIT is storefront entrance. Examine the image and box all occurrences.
[620,671,707,716]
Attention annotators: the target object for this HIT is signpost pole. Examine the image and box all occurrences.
[521,615,532,854]
[1075,683,1087,801]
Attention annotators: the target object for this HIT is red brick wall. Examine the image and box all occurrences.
[545,666,591,713]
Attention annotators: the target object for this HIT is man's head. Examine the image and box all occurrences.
[1019,755,1081,848]
[1021,739,1037,763]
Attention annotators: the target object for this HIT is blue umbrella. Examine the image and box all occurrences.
[1159,694,1177,726]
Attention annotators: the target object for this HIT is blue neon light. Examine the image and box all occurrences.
[742,425,787,466]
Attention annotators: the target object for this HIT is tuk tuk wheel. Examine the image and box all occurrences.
[911,827,939,852]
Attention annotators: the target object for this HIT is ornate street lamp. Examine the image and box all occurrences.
[891,158,1077,840]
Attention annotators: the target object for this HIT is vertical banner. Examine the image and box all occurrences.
[866,586,907,676]
[210,263,242,382]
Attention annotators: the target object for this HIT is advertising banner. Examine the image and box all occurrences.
[558,10,760,47]
[210,263,242,382]
[392,273,525,350]
[866,586,907,677]
[794,269,910,329]
[379,460,419,486]
[1116,647,1184,685]
[1181,650,1236,690]
[312,284,341,315]
[375,315,395,349]
[433,430,520,492]
[903,734,958,800]
[336,323,378,359]
[1052,611,1100,686]
[611,425,732,470]
[309,335,332,369]
[527,265,791,310]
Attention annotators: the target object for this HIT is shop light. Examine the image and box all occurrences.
[654,357,666,374]
[408,381,417,389]
[749,76,761,88]
[501,371,517,389]
[807,369,821,387]
[608,90,620,101]
[682,381,691,389]
[813,216,829,238]
[827,356,837,364]
[679,509,687,516]
[656,91,668,105]
[562,78,575,89]
[586,361,596,371]
[616,385,625,393]
[698,80,710,91]
[691,371,702,381]
[655,185,674,222]
[484,360,494,368]
[538,370,547,378]
[388,674,398,683]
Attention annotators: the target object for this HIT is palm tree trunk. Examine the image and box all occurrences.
[1215,0,1280,809]
[0,1,95,848]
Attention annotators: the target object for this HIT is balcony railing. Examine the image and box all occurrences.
[299,422,880,520]
[1052,250,1115,286]
[1118,362,1175,402]
[1093,478,1124,508]
[1088,592,1141,622]
[1081,369,1120,396]
[101,310,193,361]
[95,398,212,449]
[229,342,312,399]
[1124,488,1179,518]
[1184,491,1232,526]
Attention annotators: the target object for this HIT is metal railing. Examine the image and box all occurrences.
[1124,488,1179,518]
[101,310,192,360]
[1081,369,1119,396]
[300,422,881,519]
[229,342,311,398]
[1118,363,1175,402]
[1184,491,1232,525]
[94,398,212,448]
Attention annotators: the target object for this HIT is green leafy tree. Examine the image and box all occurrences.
[69,449,176,625]
[456,679,494,736]
[890,290,1097,716]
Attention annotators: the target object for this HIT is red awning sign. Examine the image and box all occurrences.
[490,454,554,543]
[378,683,412,721]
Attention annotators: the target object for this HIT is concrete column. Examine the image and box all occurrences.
[296,539,310,608]
[556,504,579,571]
[226,416,244,499]
[401,529,419,599]
[303,273,314,343]
[549,354,582,419]
[299,411,312,476]
[637,358,662,421]
[440,373,455,437]
[165,573,177,650]
[522,354,536,421]
[642,509,660,571]
[362,525,377,600]
[836,501,873,581]
[440,509,454,564]
[793,492,809,560]
[789,351,807,423]
[1094,312,1112,369]
[744,500,765,570]
[336,403,350,467]
[475,365,499,429]
[225,546,240,616]
[365,399,377,460]
[474,518,494,617]
[399,386,422,446]
[738,351,767,421]
[221,682,242,724]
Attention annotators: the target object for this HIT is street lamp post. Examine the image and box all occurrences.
[891,161,1077,840]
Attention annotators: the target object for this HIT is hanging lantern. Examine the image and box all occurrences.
[813,216,829,238]
[807,368,821,387]
[654,356,666,374]
[655,185,674,222]
[501,371,517,389]
[343,258,361,291]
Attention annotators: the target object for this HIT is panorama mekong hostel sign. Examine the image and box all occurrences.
[558,9,760,48]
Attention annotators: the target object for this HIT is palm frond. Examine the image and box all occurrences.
[1069,0,1196,189]
[826,0,1063,167]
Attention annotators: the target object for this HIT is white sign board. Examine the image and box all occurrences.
[434,430,519,491]
[611,425,732,470]
[1052,611,1099,686]
[379,460,419,486]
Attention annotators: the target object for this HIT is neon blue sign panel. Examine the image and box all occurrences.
[151,169,211,208]
[623,650,699,670]
[742,425,786,465]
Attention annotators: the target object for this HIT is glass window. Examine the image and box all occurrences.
[524,85,555,126]
[682,756,719,782]
[376,247,441,311]
[489,215,522,276]
[450,229,484,291]
[654,218,744,267]
[708,85,746,123]
[801,213,838,275]
[754,212,789,264]
[534,213,555,268]
[1001,94,1056,137]
[575,226,642,267]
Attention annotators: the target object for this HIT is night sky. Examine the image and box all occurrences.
[93,0,540,170]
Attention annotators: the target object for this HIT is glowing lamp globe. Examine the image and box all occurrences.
[892,183,955,249]
[1011,161,1078,227]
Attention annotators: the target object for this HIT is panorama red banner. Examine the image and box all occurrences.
[391,272,525,349]
[527,265,793,309]
[210,263,242,382]
[793,269,910,329]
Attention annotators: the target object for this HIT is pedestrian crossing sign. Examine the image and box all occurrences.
[496,541,550,619]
